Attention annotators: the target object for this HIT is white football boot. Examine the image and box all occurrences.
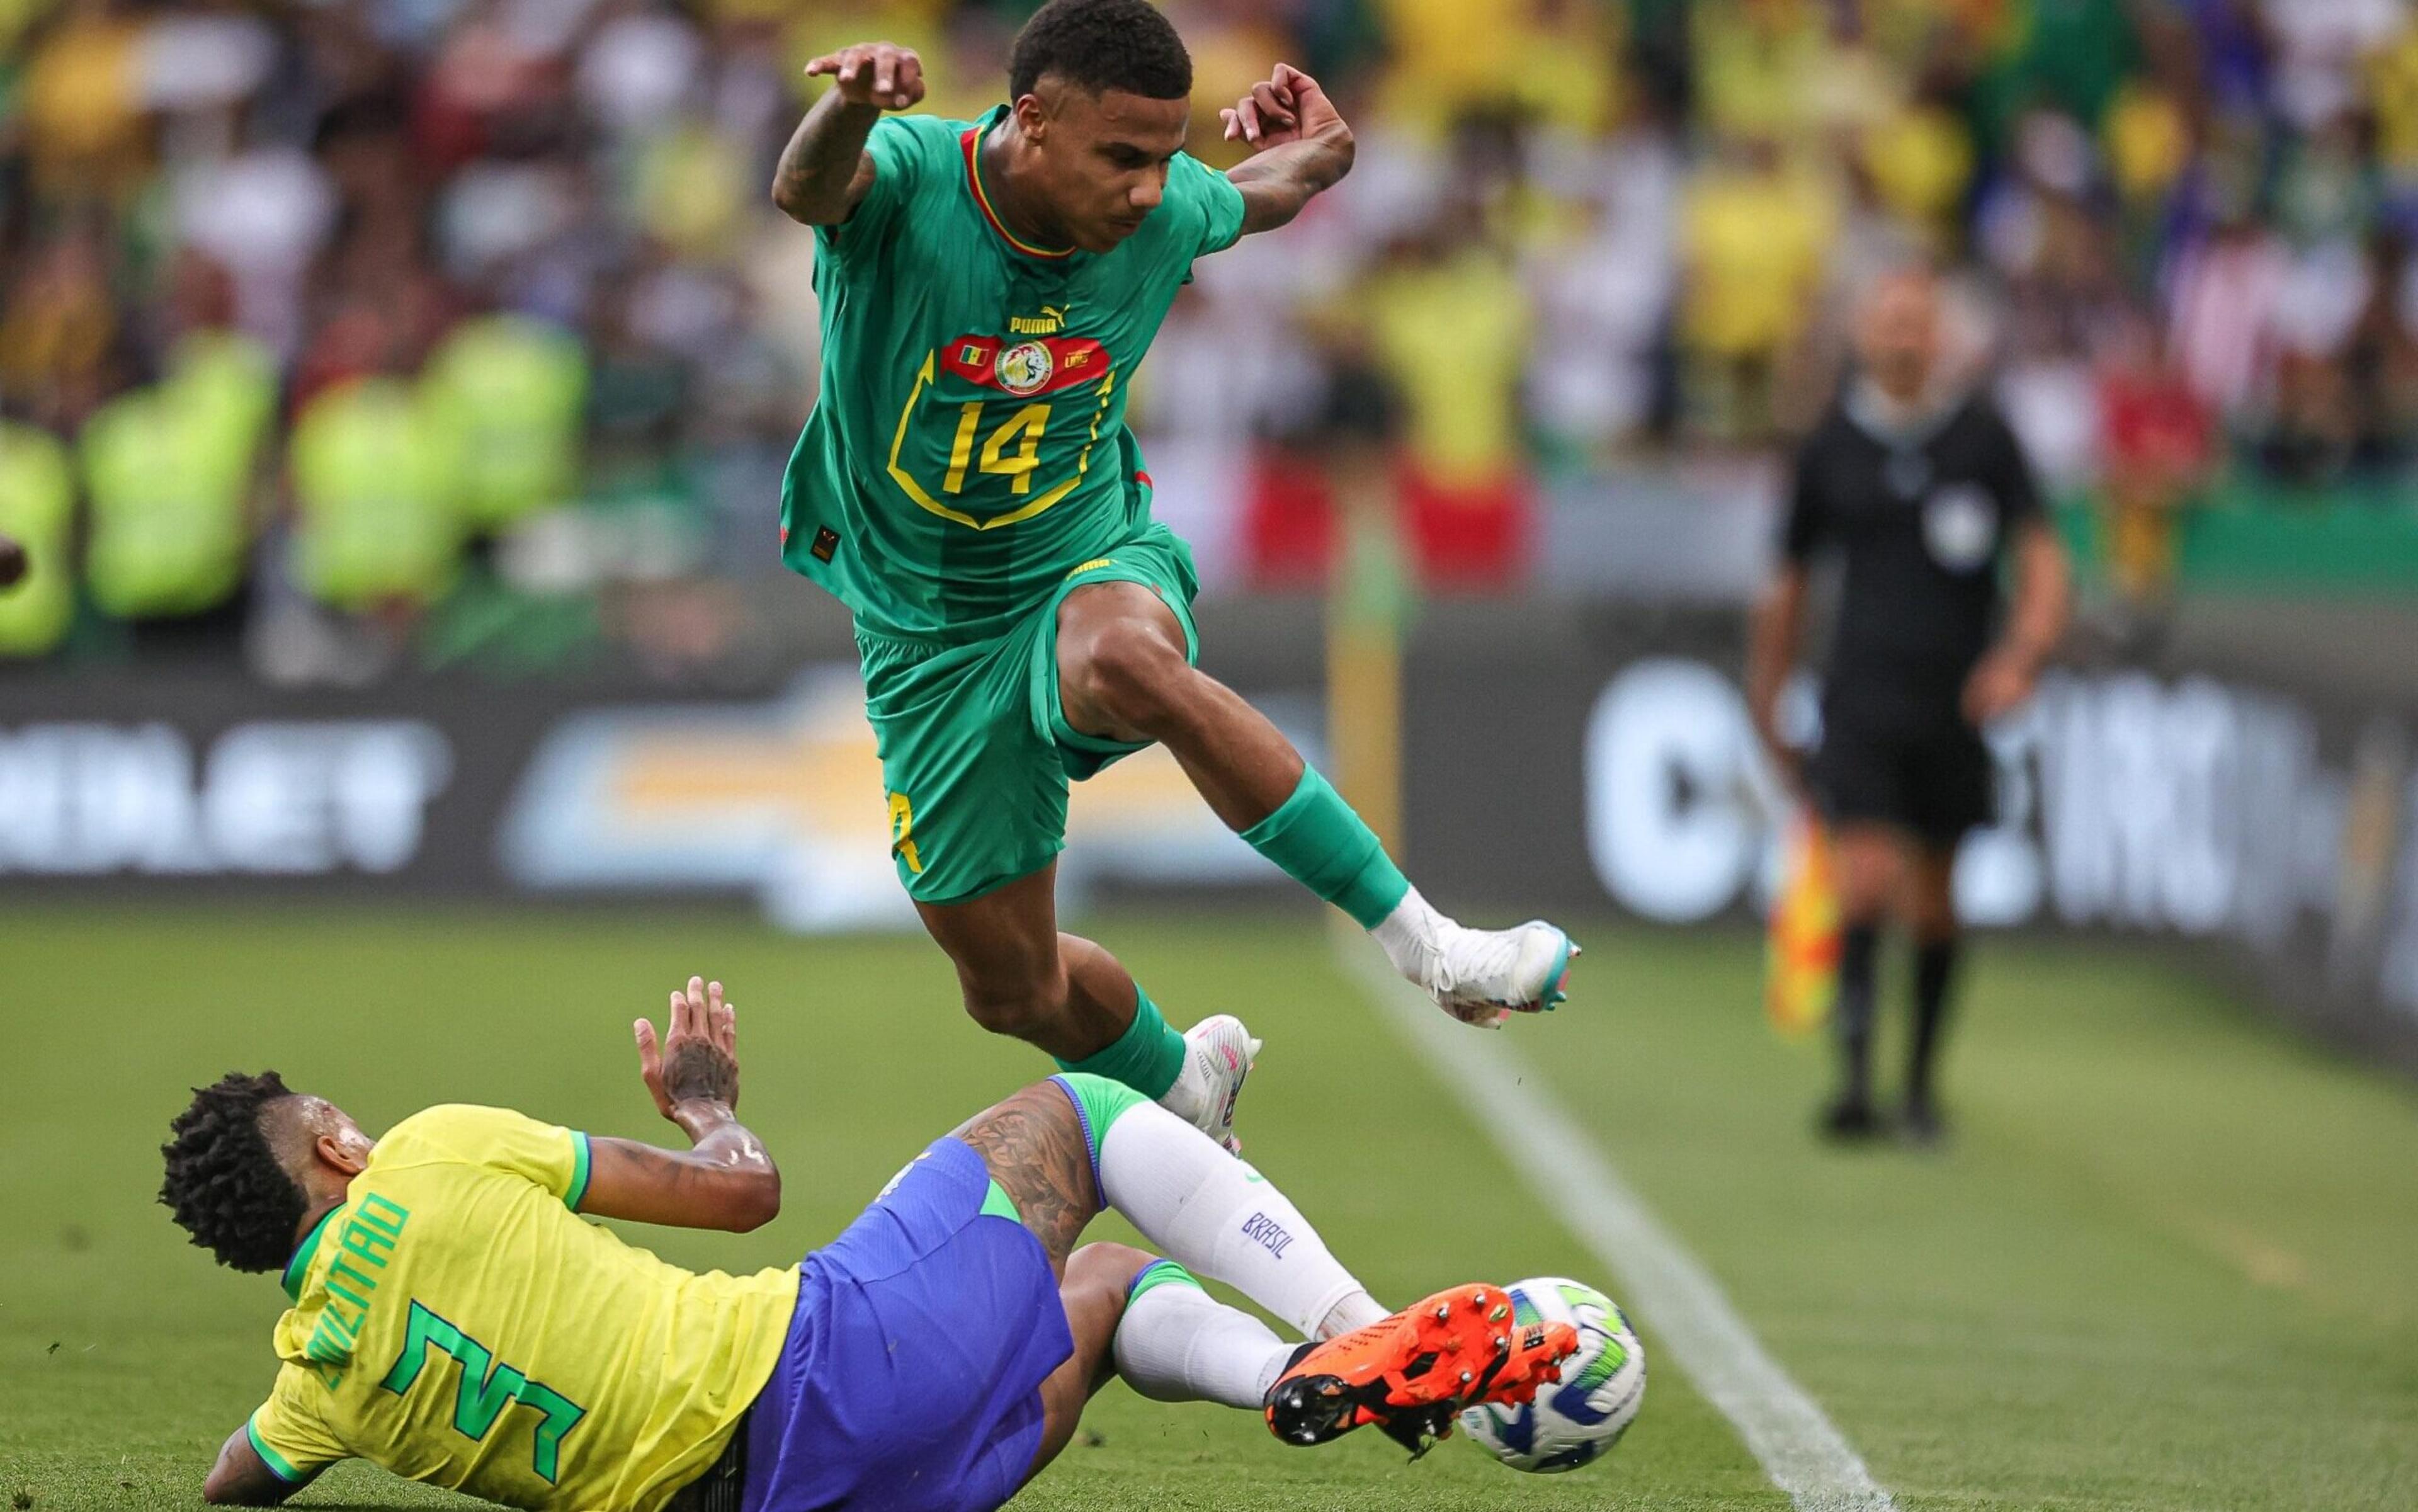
[1159,1013,1261,1156]
[1404,918,1579,1028]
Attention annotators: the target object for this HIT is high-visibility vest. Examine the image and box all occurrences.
[81,384,251,618]
[0,420,76,656]
[419,314,587,533]
[289,375,465,609]
[164,329,278,499]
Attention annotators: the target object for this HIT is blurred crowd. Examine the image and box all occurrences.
[2,0,2415,674]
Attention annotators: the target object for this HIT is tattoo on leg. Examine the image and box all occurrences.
[960,1086,1098,1270]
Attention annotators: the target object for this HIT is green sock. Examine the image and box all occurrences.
[1239,766,1410,930]
[1125,1258,1203,1303]
[1054,986,1186,1100]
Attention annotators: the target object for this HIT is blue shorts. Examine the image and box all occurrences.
[741,1138,1072,1512]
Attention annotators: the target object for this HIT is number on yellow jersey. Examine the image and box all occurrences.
[380,1300,588,1483]
[885,343,1119,531]
[942,402,1050,496]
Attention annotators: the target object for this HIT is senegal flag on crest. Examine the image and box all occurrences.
[1767,816,1840,1037]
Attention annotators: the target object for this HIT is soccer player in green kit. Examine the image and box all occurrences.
[771,0,1578,1154]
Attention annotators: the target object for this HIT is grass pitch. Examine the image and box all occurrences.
[1,905,2412,1510]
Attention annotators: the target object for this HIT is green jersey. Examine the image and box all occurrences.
[779,107,1245,644]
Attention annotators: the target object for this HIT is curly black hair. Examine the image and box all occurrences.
[159,1071,309,1273]
[1008,0,1191,103]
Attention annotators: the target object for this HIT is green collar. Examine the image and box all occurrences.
[281,1207,341,1302]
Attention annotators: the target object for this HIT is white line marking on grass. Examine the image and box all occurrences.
[1337,936,1896,1512]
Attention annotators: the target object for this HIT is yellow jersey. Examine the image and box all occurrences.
[245,1105,798,1511]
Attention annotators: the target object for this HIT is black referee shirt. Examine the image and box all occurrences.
[1780,384,2043,729]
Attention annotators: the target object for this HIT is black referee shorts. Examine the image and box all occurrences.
[1808,711,1995,851]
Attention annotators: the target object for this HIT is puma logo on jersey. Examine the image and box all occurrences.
[1008,306,1067,335]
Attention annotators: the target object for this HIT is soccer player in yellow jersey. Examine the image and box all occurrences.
[164,979,1575,1511]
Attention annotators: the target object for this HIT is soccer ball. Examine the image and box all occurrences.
[1458,1276,1645,1473]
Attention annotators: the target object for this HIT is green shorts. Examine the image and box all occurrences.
[855,521,1201,905]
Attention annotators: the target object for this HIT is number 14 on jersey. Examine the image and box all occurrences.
[944,401,1048,496]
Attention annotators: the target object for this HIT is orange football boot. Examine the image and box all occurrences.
[1263,1283,1580,1457]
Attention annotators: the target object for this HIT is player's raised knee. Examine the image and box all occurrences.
[1067,1241,1158,1302]
[1072,628,1189,735]
[959,976,1065,1041]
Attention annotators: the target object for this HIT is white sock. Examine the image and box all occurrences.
[1113,1276,1295,1409]
[1099,1099,1385,1339]
[1371,884,1453,984]
[1317,1288,1391,1338]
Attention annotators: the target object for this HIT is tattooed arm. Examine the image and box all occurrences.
[771,41,922,225]
[579,977,781,1233]
[1217,64,1354,237]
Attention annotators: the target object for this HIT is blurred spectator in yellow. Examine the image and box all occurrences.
[1860,88,1976,254]
[1373,0,1616,136]
[1364,219,1534,588]
[2368,16,2418,193]
[1681,135,1838,439]
[1857,0,2014,77]
[19,0,147,204]
[2102,41,2193,282]
[2106,5,2198,202]
[166,332,281,487]
[79,332,273,629]
[634,120,755,261]
[288,375,465,614]
[420,312,589,536]
[1690,0,1832,146]
[0,0,52,56]
[0,419,77,656]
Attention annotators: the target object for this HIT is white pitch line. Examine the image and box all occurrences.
[1338,937,1897,1512]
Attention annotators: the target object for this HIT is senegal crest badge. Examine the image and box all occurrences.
[996,340,1054,395]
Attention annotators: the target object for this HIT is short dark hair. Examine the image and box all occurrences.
[160,1071,309,1274]
[1008,0,1191,103]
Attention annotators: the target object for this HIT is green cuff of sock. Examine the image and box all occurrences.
[1051,1071,1152,1173]
[1125,1258,1203,1304]
[1053,987,1186,1100]
[1239,766,1411,930]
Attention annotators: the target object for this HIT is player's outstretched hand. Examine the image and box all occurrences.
[1220,62,1342,151]
[804,42,924,111]
[635,975,742,1120]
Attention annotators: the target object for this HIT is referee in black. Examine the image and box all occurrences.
[1747,266,2069,1145]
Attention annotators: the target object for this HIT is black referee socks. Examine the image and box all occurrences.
[1835,925,1881,1106]
[1909,937,1961,1108]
